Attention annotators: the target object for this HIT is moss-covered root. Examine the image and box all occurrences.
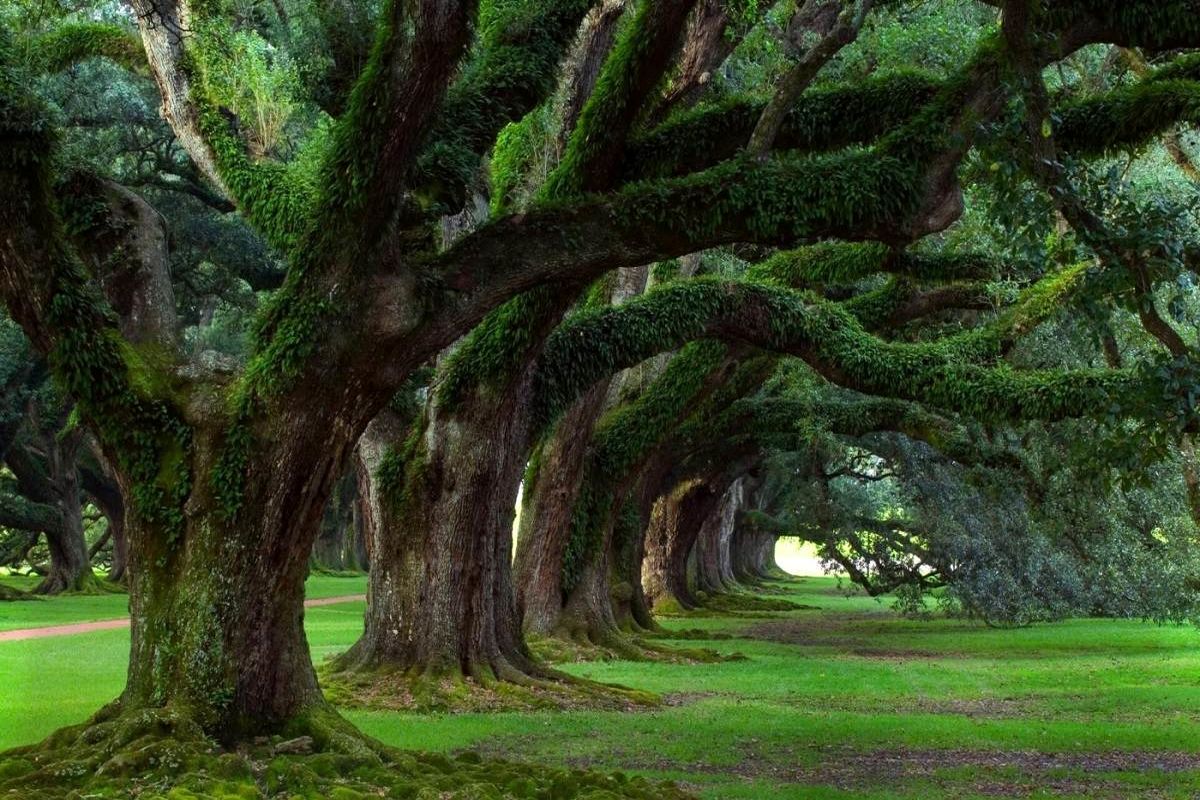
[528,632,739,666]
[0,705,693,799]
[319,661,661,713]
[33,571,124,597]
[0,582,36,601]
[655,591,808,617]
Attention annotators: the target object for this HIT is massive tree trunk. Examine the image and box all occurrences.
[515,268,652,639]
[514,382,610,636]
[519,408,646,650]
[693,478,743,596]
[333,387,542,685]
[102,406,373,746]
[609,497,656,632]
[123,515,321,739]
[732,527,779,584]
[7,426,97,595]
[311,468,363,571]
[551,457,664,651]
[642,478,722,611]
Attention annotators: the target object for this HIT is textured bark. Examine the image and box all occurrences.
[515,267,651,637]
[732,527,779,583]
[643,480,710,610]
[693,478,743,595]
[608,497,656,632]
[72,178,179,349]
[5,426,95,595]
[311,469,363,572]
[129,0,230,197]
[571,0,701,193]
[336,390,542,681]
[515,383,610,635]
[35,443,90,595]
[558,0,628,146]
[747,1,873,159]
[649,0,733,124]
[555,549,629,648]
[122,527,321,738]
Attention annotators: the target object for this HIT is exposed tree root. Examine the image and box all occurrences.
[0,703,692,799]
[320,659,661,713]
[656,590,811,617]
[529,631,741,665]
[32,570,123,597]
[0,582,36,601]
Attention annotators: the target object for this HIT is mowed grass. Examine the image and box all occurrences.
[0,572,365,631]
[3,574,1200,798]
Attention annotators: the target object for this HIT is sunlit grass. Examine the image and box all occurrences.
[2,574,1200,797]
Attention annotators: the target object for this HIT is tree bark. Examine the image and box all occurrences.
[311,468,361,572]
[732,527,778,583]
[693,478,743,595]
[514,382,610,635]
[335,366,550,683]
[7,426,96,595]
[514,268,652,638]
[643,480,711,611]
[113,427,350,743]
[608,496,656,632]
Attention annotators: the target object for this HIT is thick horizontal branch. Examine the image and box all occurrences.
[747,242,1005,287]
[426,148,926,310]
[532,271,1131,425]
[0,487,60,535]
[26,22,145,75]
[1056,78,1200,156]
[621,70,941,181]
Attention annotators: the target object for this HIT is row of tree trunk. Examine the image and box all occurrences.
[325,386,786,688]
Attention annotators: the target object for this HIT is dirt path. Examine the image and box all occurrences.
[0,594,365,643]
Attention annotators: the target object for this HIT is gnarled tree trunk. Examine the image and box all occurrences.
[643,479,709,611]
[514,382,610,636]
[7,425,97,595]
[333,387,542,684]
[693,478,743,595]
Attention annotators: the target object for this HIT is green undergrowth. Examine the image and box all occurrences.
[0,706,688,800]
[319,662,661,714]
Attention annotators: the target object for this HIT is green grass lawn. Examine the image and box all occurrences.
[0,571,365,631]
[3,574,1200,798]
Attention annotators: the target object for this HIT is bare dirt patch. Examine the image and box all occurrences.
[784,745,1200,796]
[541,744,1200,797]
[743,615,978,659]
[799,694,1043,720]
